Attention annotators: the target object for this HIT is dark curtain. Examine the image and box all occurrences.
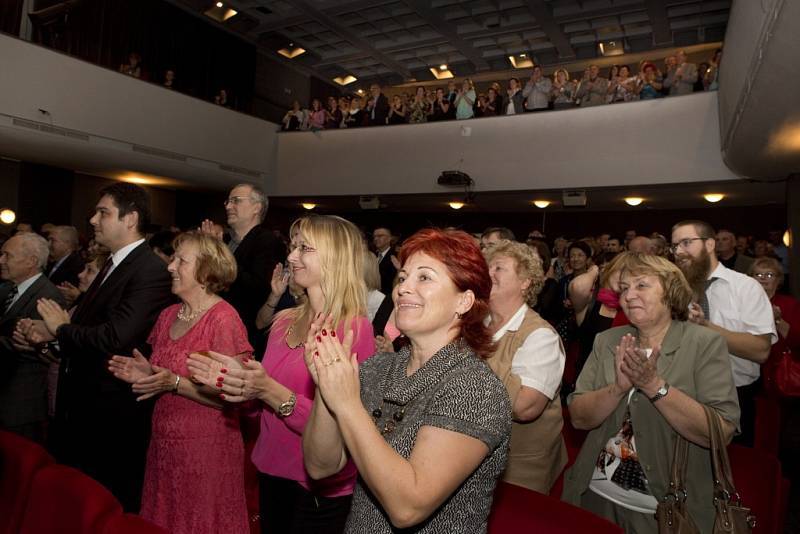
[30,0,256,111]
[0,0,24,35]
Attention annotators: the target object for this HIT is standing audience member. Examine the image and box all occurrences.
[671,220,775,446]
[373,227,397,296]
[188,215,376,534]
[325,97,343,130]
[484,84,503,116]
[148,230,178,265]
[387,95,408,125]
[214,89,231,108]
[282,101,305,131]
[636,62,663,100]
[506,77,524,114]
[307,99,326,130]
[17,183,173,511]
[108,232,251,534]
[575,65,609,107]
[454,79,477,120]
[484,240,566,493]
[205,183,284,357]
[46,225,84,288]
[368,84,390,126]
[119,52,142,78]
[0,233,65,443]
[480,227,516,250]
[522,66,552,112]
[551,68,575,110]
[663,50,698,96]
[302,228,511,533]
[715,229,754,274]
[564,253,739,534]
[344,98,364,128]
[408,87,429,124]
[163,69,176,89]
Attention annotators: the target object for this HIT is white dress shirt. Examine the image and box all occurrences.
[102,239,146,285]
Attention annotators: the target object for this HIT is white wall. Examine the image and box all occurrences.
[273,91,739,196]
[0,33,279,188]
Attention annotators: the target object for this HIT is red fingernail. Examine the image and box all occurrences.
[321,329,327,336]
[316,336,322,342]
[314,351,319,356]
[331,331,336,338]
[220,394,226,399]
[217,382,223,388]
[221,368,228,373]
[243,358,250,363]
[217,376,224,381]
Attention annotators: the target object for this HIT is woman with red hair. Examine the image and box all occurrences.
[302,228,512,533]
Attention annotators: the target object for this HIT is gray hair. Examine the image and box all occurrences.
[235,183,268,223]
[53,225,80,248]
[17,233,50,271]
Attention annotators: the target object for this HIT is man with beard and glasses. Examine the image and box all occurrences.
[670,220,776,446]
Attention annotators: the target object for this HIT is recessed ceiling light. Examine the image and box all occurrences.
[520,53,526,58]
[332,75,357,86]
[439,64,448,71]
[204,3,237,21]
[301,203,316,210]
[0,209,16,224]
[508,55,534,69]
[624,197,644,206]
[278,45,306,59]
[449,201,465,210]
[216,1,223,7]
[532,200,551,209]
[703,193,724,203]
[430,67,454,80]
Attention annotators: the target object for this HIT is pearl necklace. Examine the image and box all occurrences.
[177,303,211,322]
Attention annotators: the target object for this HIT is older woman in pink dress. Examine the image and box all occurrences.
[108,232,251,534]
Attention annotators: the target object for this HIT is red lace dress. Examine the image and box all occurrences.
[140,301,252,534]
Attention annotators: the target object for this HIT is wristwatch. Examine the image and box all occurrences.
[277,392,297,417]
[649,382,670,403]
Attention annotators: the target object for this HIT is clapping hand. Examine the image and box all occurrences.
[186,350,262,403]
[57,282,81,307]
[199,219,224,240]
[687,302,707,326]
[374,332,394,354]
[620,341,662,395]
[271,263,290,297]
[613,334,635,392]
[309,317,359,415]
[37,298,70,336]
[15,318,54,344]
[108,349,153,384]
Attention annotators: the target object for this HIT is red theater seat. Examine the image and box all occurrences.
[489,481,623,534]
[102,514,170,534]
[728,444,787,534]
[18,464,122,534]
[0,431,54,534]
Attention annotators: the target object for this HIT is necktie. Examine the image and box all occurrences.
[700,277,718,319]
[80,257,114,306]
[3,285,18,315]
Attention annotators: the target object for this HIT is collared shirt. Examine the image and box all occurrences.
[376,247,390,263]
[706,262,777,387]
[48,253,70,276]
[103,239,145,285]
[7,273,43,309]
[488,304,565,399]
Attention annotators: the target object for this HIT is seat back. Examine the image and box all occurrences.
[0,431,54,534]
[728,444,787,534]
[19,464,122,534]
[101,514,170,534]
[489,482,623,533]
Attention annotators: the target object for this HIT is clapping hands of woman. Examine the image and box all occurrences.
[108,349,179,401]
[186,350,265,403]
[303,315,359,416]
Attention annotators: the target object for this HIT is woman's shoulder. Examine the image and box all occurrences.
[593,324,636,348]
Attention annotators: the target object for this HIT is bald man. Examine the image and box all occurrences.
[627,236,656,254]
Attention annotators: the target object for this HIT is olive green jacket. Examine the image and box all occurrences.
[562,321,740,533]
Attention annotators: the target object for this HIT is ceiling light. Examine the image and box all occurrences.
[332,75,357,86]
[204,3,237,22]
[508,55,534,69]
[215,1,223,7]
[0,209,15,224]
[439,64,448,71]
[784,229,792,247]
[356,88,365,95]
[277,44,306,59]
[532,200,551,209]
[430,67,454,80]
[449,201,465,210]
[301,203,316,210]
[703,193,724,203]
[624,197,644,206]
[598,40,624,57]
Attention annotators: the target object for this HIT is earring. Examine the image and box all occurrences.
[455,311,463,319]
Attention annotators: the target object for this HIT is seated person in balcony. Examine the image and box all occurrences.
[663,50,698,96]
[575,65,608,107]
[563,253,739,534]
[281,100,305,131]
[505,77,524,114]
[454,78,476,120]
[522,65,552,112]
[484,240,567,493]
[387,95,408,125]
[119,52,142,78]
[551,68,575,110]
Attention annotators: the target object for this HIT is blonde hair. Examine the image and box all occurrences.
[484,239,544,307]
[172,232,237,294]
[617,252,693,320]
[280,215,367,332]
[363,250,381,292]
[554,68,570,83]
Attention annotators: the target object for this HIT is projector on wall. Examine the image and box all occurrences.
[562,190,587,207]
[437,171,473,187]
[358,196,380,210]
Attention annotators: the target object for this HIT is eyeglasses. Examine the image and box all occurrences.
[753,272,777,280]
[223,196,251,207]
[669,237,708,254]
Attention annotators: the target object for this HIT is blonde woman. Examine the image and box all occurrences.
[551,68,575,110]
[187,215,376,534]
[484,240,567,493]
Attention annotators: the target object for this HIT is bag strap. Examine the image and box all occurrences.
[665,432,690,501]
[703,405,741,505]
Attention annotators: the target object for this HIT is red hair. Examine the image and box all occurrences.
[398,228,494,358]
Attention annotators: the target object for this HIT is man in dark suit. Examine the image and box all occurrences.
[716,229,755,274]
[211,183,284,357]
[46,225,85,288]
[0,233,65,444]
[21,183,173,512]
[373,226,397,296]
[368,83,390,126]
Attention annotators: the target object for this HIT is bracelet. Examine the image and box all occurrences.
[173,375,181,393]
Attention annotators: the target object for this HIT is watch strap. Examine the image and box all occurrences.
[649,381,670,403]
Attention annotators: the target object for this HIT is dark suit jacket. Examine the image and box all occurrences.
[377,250,397,297]
[47,251,85,288]
[54,241,173,511]
[222,225,285,357]
[369,93,390,126]
[0,275,65,431]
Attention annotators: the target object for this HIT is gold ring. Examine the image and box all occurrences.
[332,357,341,363]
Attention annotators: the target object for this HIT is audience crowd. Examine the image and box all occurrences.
[281,48,722,131]
[2,176,798,534]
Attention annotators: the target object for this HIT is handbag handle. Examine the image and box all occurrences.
[703,405,741,504]
[665,431,690,501]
